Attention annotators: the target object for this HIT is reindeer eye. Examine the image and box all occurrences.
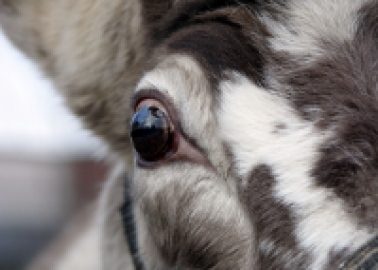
[130,101,174,162]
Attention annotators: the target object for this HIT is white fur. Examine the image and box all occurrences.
[218,73,374,269]
[136,55,212,143]
[263,0,372,57]
[137,55,233,183]
[135,56,255,268]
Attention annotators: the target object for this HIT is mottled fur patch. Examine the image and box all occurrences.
[240,165,310,269]
[2,0,378,269]
[269,0,378,230]
[218,74,373,269]
[134,162,255,269]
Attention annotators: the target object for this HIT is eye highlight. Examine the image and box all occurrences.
[130,99,175,162]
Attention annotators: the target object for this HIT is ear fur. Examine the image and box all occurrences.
[0,0,174,164]
[0,1,172,268]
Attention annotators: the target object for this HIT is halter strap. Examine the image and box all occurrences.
[121,174,378,270]
[340,235,378,270]
[120,176,144,270]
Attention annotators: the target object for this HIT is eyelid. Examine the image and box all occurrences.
[131,89,213,169]
[132,89,172,112]
[135,99,171,123]
[132,89,184,134]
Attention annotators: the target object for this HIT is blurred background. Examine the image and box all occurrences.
[0,30,109,270]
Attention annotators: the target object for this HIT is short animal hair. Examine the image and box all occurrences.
[1,0,378,269]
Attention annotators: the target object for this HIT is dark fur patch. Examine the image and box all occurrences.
[151,0,288,45]
[166,21,266,87]
[239,165,310,269]
[273,122,287,134]
[0,0,18,15]
[324,249,349,270]
[152,0,262,44]
[142,2,278,101]
[140,0,174,27]
[270,2,378,229]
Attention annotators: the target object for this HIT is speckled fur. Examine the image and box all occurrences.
[2,0,378,269]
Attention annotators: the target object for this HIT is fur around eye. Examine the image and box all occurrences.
[7,1,378,269]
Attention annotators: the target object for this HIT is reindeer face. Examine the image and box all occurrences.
[131,55,257,268]
[127,1,378,269]
[1,0,378,269]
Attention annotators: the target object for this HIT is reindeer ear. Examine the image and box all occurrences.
[0,0,174,163]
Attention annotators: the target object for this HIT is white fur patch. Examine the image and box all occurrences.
[218,73,373,269]
[136,55,212,142]
[263,0,372,57]
[136,55,232,180]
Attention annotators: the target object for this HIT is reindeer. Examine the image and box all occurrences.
[1,0,378,269]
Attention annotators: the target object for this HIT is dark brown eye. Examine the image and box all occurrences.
[130,102,174,162]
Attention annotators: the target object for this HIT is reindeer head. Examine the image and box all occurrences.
[1,0,378,269]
